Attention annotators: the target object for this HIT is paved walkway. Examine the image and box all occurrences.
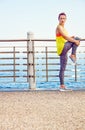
[0,90,85,130]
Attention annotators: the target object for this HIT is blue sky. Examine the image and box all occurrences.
[0,0,85,39]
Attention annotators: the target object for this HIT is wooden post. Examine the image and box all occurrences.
[27,32,36,89]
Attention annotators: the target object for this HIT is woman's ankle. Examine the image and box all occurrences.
[60,85,66,89]
[70,54,76,57]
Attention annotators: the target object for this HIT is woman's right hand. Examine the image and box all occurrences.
[75,40,80,46]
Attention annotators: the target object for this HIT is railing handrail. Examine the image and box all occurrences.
[0,39,56,42]
[0,38,85,42]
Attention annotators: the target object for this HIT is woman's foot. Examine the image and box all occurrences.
[60,85,66,89]
[69,55,76,63]
[59,85,72,91]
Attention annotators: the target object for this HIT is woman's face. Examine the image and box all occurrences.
[58,15,67,25]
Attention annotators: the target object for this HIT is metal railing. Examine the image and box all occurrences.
[0,33,36,89]
[0,32,85,90]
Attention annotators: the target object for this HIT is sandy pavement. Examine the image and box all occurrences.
[0,90,85,130]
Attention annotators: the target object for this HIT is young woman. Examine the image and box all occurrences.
[56,12,80,91]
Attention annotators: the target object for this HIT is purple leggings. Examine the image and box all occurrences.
[59,41,78,85]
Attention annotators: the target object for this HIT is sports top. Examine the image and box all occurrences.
[56,28,68,55]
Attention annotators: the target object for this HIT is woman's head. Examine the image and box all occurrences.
[58,12,67,25]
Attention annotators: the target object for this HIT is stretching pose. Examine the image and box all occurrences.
[56,12,80,90]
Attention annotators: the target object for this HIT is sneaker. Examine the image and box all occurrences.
[59,88,67,91]
[69,56,76,63]
[59,88,72,91]
[75,37,81,40]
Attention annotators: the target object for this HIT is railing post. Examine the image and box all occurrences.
[27,32,36,89]
[13,46,16,82]
[74,64,77,81]
[45,47,48,81]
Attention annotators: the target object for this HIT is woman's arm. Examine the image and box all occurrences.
[57,25,80,46]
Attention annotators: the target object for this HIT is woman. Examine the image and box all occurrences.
[56,12,80,91]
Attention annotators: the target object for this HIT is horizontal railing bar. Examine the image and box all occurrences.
[35,57,59,59]
[0,57,85,61]
[0,39,55,42]
[35,63,60,65]
[0,63,46,66]
[0,56,84,60]
[35,45,85,48]
[0,58,19,60]
[0,82,29,83]
[36,75,58,77]
[0,70,28,72]
[22,58,28,59]
[74,63,84,65]
[34,39,85,42]
[36,69,59,71]
[35,57,58,59]
[0,75,28,77]
[36,69,73,71]
[22,64,29,65]
[0,45,84,48]
[0,51,19,53]
[79,39,85,41]
[34,51,60,53]
[37,80,85,82]
[36,75,71,77]
[0,39,28,42]
[76,51,85,54]
[23,76,34,77]
[0,38,85,42]
[0,70,19,72]
[34,46,56,47]
[0,69,76,72]
[37,80,59,82]
[0,50,85,54]
[78,57,85,59]
[35,56,85,59]
[0,58,28,60]
[0,64,19,66]
[0,76,19,78]
[35,63,81,66]
[22,63,53,66]
[23,51,56,54]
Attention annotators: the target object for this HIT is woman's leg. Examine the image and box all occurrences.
[59,39,79,88]
[70,37,80,62]
[72,44,78,55]
[59,41,75,88]
[59,54,67,86]
[59,42,71,87]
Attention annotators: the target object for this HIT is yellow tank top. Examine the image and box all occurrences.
[56,29,68,55]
